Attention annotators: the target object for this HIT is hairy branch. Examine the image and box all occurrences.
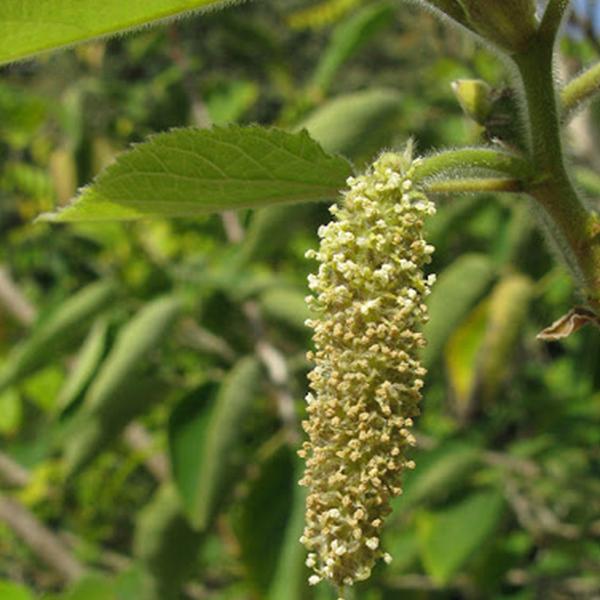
[425,177,522,195]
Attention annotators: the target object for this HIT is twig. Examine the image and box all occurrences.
[123,422,170,483]
[0,266,36,326]
[0,451,30,488]
[0,494,85,582]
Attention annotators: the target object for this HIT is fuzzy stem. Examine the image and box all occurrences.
[539,0,571,43]
[561,62,600,120]
[425,177,522,195]
[413,148,532,182]
[514,38,600,311]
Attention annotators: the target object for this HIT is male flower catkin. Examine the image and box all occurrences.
[299,149,436,594]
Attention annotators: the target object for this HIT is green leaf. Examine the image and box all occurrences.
[234,446,297,593]
[297,88,403,156]
[266,461,310,600]
[445,274,533,415]
[64,295,182,473]
[0,279,116,393]
[56,317,109,416]
[83,295,182,413]
[423,253,495,368]
[59,575,117,600]
[398,441,482,510]
[237,204,315,264]
[0,581,35,600]
[309,2,394,94]
[64,375,170,475]
[169,357,262,529]
[417,490,505,585]
[444,298,490,418]
[477,274,533,403]
[259,287,311,332]
[134,484,203,600]
[0,0,229,66]
[39,126,352,222]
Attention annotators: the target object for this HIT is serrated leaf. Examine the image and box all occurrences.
[0,280,116,393]
[423,253,495,368]
[417,490,505,585]
[0,1,229,66]
[169,357,262,529]
[297,88,403,156]
[40,126,352,222]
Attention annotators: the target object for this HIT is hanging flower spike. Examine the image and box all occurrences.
[299,147,436,596]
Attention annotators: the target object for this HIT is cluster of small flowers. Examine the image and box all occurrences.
[299,149,436,596]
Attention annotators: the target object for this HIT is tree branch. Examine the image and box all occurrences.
[0,494,85,582]
[0,266,36,326]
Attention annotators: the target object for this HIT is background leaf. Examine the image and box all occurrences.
[169,357,262,529]
[417,490,505,585]
[133,484,203,600]
[423,253,495,368]
[297,88,403,156]
[0,280,116,393]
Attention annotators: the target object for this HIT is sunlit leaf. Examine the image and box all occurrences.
[0,0,230,66]
[39,126,352,222]
[423,253,495,368]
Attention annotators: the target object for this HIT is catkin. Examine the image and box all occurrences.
[299,148,436,594]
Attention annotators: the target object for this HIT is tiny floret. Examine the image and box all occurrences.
[300,148,436,590]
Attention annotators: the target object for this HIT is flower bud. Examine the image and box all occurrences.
[300,148,436,591]
[451,79,493,125]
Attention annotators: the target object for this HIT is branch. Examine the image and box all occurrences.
[0,494,85,582]
[425,177,523,195]
[0,266,36,326]
[413,148,532,182]
[0,451,30,487]
[123,422,170,482]
[561,62,600,121]
[539,0,571,44]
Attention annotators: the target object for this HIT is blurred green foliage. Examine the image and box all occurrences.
[0,1,599,599]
